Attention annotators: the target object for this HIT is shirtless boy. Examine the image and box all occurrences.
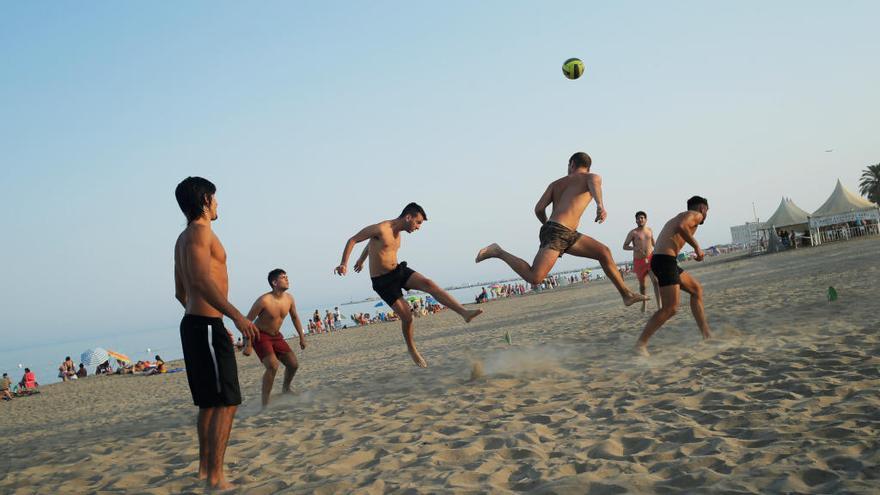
[476,152,647,307]
[635,196,712,356]
[174,177,259,490]
[335,203,483,367]
[623,211,662,312]
[243,269,307,408]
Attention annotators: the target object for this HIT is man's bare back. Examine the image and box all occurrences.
[542,173,604,230]
[654,211,705,257]
[252,293,295,336]
[174,224,228,318]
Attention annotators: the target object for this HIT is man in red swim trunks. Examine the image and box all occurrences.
[244,269,307,408]
[623,211,661,313]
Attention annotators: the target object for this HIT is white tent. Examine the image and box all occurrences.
[809,179,880,244]
[765,197,810,229]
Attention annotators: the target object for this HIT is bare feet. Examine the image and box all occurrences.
[208,476,232,490]
[198,467,208,480]
[622,292,650,307]
[408,347,428,368]
[634,343,650,357]
[463,309,483,323]
[475,243,500,263]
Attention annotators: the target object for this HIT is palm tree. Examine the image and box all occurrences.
[859,163,880,205]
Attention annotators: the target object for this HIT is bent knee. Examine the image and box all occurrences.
[265,361,280,373]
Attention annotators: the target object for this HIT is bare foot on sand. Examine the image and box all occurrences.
[208,476,232,490]
[463,309,483,323]
[409,347,428,368]
[475,243,500,263]
[623,292,650,307]
[198,466,208,480]
[634,343,650,357]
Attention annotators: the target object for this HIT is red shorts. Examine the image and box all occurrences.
[634,255,652,282]
[252,332,293,361]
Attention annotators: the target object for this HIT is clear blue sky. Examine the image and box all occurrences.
[2,1,878,348]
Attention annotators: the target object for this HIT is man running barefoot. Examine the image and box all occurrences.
[635,196,712,356]
[623,211,662,313]
[174,177,259,490]
[476,152,647,306]
[334,203,483,367]
[244,269,307,408]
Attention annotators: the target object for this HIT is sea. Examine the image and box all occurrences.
[1,270,605,386]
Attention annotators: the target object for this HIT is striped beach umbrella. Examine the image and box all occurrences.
[106,350,131,363]
[81,347,110,368]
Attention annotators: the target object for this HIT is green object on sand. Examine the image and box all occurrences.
[827,286,838,302]
[504,331,512,345]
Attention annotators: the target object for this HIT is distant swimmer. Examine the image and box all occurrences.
[173,177,259,490]
[244,269,307,409]
[635,196,712,356]
[335,203,483,367]
[623,211,662,313]
[476,152,647,307]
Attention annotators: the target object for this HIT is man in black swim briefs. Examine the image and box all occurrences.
[334,202,483,368]
[174,177,259,490]
[635,196,712,356]
[476,152,647,307]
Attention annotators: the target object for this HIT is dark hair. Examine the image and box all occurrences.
[399,202,427,220]
[24,368,30,372]
[268,268,286,287]
[175,177,216,224]
[155,355,162,361]
[635,211,647,219]
[687,196,708,210]
[569,152,592,169]
[65,356,71,360]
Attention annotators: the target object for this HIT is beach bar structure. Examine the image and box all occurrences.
[808,180,880,245]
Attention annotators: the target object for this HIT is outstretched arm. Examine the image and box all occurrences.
[354,244,369,273]
[336,223,382,275]
[534,184,553,224]
[289,295,306,349]
[587,174,607,223]
[245,297,264,322]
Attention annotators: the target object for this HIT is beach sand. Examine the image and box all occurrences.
[2,238,879,493]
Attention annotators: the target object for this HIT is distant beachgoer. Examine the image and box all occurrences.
[58,356,77,381]
[17,368,38,394]
[244,269,307,408]
[635,196,712,356]
[476,152,647,307]
[76,363,87,378]
[1,373,13,400]
[173,176,259,490]
[623,211,662,313]
[335,202,482,367]
[96,360,113,375]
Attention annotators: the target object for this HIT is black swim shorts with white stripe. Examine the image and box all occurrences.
[179,314,242,408]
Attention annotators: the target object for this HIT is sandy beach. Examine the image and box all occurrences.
[2,238,878,494]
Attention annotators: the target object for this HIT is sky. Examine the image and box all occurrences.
[1,1,878,349]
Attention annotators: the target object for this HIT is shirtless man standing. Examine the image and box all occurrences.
[243,269,307,408]
[476,152,647,307]
[623,211,662,312]
[635,196,712,356]
[334,203,483,367]
[174,177,259,490]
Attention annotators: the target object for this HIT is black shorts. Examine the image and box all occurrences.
[650,254,684,287]
[371,262,416,307]
[180,314,241,408]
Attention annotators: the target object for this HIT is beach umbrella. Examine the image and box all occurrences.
[106,350,131,363]
[81,347,109,368]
